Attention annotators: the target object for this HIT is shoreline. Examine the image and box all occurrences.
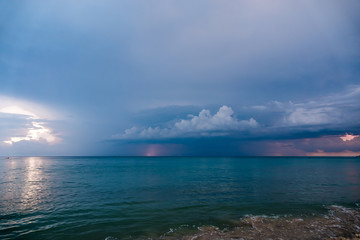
[154,205,360,240]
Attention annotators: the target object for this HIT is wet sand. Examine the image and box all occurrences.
[161,206,360,240]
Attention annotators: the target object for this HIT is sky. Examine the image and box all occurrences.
[0,0,360,156]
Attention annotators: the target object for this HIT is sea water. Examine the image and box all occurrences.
[0,157,359,239]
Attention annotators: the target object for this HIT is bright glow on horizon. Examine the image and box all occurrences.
[307,150,360,157]
[145,144,162,156]
[0,105,60,145]
[340,133,359,142]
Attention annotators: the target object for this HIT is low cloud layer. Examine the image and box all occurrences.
[246,85,360,132]
[283,86,360,128]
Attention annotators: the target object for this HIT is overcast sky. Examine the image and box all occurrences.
[1,0,360,156]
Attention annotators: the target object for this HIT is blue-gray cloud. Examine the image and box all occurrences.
[108,86,360,155]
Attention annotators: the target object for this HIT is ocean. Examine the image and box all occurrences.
[0,156,359,240]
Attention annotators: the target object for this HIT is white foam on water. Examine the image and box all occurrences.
[156,205,360,240]
[104,236,118,240]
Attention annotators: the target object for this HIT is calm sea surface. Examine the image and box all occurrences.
[0,157,359,239]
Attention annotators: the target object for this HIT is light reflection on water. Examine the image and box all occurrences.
[19,157,47,213]
[1,157,53,230]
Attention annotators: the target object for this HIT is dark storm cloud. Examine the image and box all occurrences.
[108,86,360,155]
[115,86,360,140]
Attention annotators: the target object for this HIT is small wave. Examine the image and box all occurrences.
[104,236,119,240]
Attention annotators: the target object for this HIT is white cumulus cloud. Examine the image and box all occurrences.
[340,133,359,142]
[115,105,258,139]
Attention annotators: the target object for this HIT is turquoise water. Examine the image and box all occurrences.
[0,156,359,239]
